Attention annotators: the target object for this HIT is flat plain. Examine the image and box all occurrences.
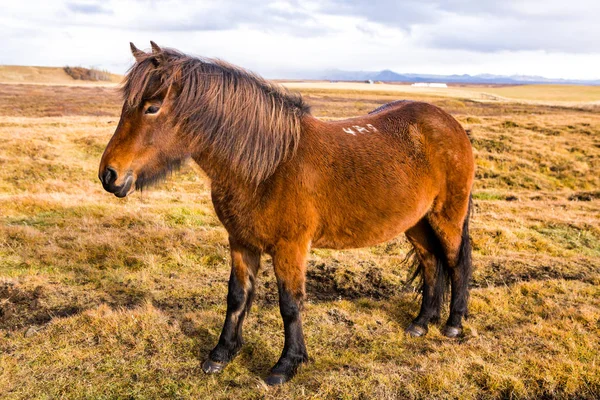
[0,79,599,399]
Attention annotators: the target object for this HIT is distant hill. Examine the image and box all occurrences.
[319,69,600,85]
[0,65,122,85]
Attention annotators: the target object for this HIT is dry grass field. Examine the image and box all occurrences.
[476,84,600,103]
[0,66,121,86]
[281,81,600,106]
[0,80,599,399]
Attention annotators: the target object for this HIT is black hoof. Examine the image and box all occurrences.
[405,323,428,337]
[202,359,227,374]
[265,373,288,386]
[442,325,462,338]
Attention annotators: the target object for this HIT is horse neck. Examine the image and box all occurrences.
[190,148,240,186]
[190,111,314,190]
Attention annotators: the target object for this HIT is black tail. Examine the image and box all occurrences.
[444,196,473,326]
[453,194,473,318]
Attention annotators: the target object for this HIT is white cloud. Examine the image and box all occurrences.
[0,0,599,80]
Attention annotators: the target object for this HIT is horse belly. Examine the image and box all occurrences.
[312,200,429,249]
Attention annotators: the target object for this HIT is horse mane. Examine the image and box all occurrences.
[121,48,311,184]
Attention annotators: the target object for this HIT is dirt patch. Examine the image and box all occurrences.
[306,260,401,301]
[472,256,600,288]
[0,282,81,330]
[251,258,404,306]
[568,190,600,201]
[251,255,600,306]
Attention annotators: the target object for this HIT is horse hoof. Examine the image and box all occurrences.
[405,323,428,337]
[265,374,288,386]
[442,325,462,338]
[202,359,227,374]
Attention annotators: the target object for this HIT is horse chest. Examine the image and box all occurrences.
[210,188,281,249]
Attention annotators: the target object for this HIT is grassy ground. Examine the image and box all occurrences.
[0,83,599,399]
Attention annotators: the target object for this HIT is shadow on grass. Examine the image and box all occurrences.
[3,254,598,335]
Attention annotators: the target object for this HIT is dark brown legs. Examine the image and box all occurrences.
[405,197,472,338]
[202,238,309,385]
[202,238,260,373]
[265,241,309,385]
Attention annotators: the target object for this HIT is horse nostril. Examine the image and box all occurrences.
[102,167,118,186]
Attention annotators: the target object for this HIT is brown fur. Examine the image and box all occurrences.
[99,42,475,384]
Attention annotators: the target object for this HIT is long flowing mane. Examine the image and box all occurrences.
[121,48,310,184]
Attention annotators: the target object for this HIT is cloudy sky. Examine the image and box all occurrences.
[2,0,599,79]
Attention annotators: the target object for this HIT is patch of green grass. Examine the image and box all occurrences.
[501,120,519,129]
[472,191,507,201]
[530,223,600,256]
[163,207,216,228]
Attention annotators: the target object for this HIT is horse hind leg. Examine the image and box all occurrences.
[404,219,448,337]
[427,195,473,338]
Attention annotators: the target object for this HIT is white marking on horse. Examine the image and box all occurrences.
[353,125,369,134]
[342,124,378,135]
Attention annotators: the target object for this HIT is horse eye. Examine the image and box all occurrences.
[145,105,160,114]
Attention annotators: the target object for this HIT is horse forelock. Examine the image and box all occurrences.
[120,48,311,184]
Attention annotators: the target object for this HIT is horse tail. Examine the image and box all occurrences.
[450,193,473,317]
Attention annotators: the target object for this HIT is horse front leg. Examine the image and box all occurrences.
[265,241,310,385]
[202,237,261,373]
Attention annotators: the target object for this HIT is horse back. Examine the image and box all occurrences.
[368,99,414,115]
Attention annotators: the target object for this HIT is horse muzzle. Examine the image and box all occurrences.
[99,166,135,198]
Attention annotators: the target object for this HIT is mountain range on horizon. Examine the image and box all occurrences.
[1,64,598,86]
[289,69,600,85]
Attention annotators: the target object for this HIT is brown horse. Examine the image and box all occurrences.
[99,42,475,385]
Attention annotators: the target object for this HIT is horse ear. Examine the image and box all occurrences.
[149,41,165,66]
[130,42,145,62]
[150,41,162,54]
